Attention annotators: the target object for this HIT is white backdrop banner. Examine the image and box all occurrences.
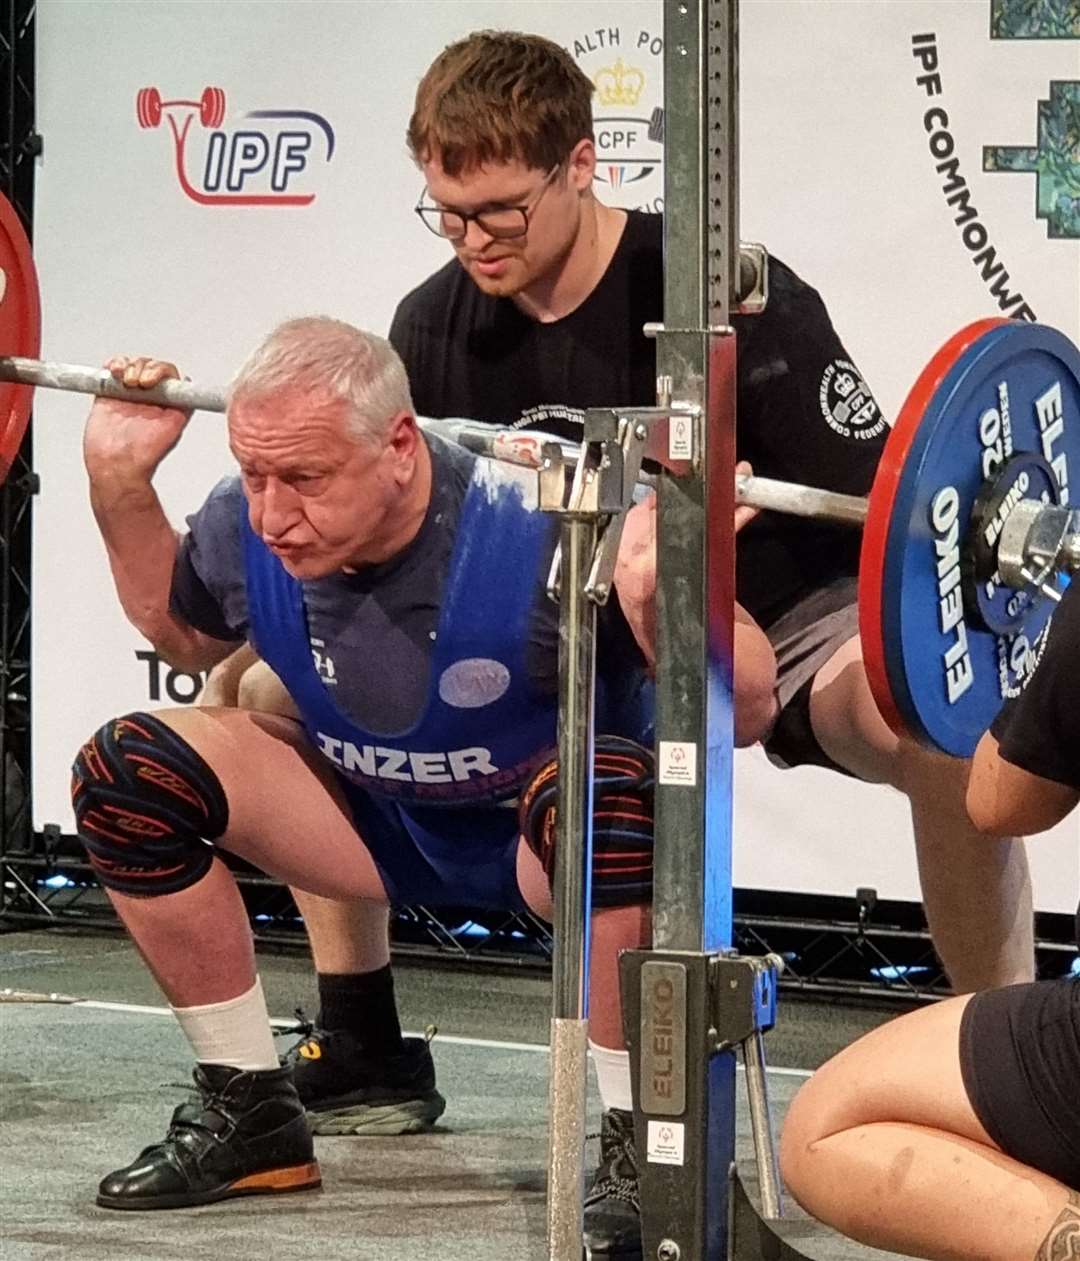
[31,0,1078,908]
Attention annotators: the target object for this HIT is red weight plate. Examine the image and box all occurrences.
[0,193,42,483]
[858,318,1006,745]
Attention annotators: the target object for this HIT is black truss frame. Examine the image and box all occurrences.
[4,843,1075,1000]
[1,1,1075,1000]
[0,0,37,885]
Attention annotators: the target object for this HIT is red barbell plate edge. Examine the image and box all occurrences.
[0,193,42,483]
[858,317,1008,748]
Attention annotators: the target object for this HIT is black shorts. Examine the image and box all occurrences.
[959,979,1080,1190]
[760,578,859,774]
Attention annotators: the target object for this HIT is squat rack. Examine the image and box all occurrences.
[545,2,816,1258]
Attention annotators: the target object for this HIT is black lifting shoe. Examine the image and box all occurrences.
[96,1063,321,1211]
[583,1108,643,1259]
[283,1022,446,1137]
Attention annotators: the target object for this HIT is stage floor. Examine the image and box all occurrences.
[0,929,910,1261]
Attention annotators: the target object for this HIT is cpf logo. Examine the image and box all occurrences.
[571,26,664,213]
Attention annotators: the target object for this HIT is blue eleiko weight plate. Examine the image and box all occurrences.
[860,319,1080,756]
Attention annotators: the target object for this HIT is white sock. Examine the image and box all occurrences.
[589,1041,633,1113]
[171,977,279,1072]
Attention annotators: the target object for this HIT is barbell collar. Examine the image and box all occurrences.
[998,500,1080,589]
[1066,527,1080,574]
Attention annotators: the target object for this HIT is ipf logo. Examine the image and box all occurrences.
[135,86,335,206]
[571,26,664,212]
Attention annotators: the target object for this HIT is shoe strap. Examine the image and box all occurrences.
[584,1173,640,1212]
[171,1099,233,1137]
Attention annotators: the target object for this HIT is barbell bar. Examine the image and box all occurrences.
[0,353,871,526]
[2,191,1079,755]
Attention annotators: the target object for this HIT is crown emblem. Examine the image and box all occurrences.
[593,59,646,108]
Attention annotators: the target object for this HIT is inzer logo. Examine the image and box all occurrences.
[316,734,498,785]
[135,86,335,206]
[571,26,664,212]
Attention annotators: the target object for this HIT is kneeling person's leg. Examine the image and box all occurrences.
[780,987,1080,1260]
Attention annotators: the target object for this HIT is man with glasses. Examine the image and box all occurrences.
[414,162,561,255]
[186,28,1032,1258]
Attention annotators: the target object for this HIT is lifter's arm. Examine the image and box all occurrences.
[84,356,238,674]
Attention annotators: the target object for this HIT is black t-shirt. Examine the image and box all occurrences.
[990,581,1079,940]
[992,582,1080,791]
[390,210,888,628]
[169,434,644,736]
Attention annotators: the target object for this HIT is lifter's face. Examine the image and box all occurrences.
[421,143,595,301]
[229,390,414,578]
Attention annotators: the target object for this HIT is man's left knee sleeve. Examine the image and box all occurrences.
[519,735,654,907]
[71,711,229,897]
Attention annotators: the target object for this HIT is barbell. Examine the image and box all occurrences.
[136,86,226,132]
[0,192,1077,757]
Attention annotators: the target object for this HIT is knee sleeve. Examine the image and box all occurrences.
[518,735,654,907]
[71,711,229,897]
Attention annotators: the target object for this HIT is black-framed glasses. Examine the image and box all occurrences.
[414,165,561,241]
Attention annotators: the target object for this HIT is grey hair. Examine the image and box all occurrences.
[228,317,414,445]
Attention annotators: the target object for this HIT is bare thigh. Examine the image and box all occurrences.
[236,659,300,719]
[784,995,995,1150]
[809,634,911,786]
[199,643,261,707]
[156,706,390,904]
[516,839,554,920]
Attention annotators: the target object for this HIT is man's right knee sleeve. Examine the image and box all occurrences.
[71,711,229,897]
[518,735,655,907]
